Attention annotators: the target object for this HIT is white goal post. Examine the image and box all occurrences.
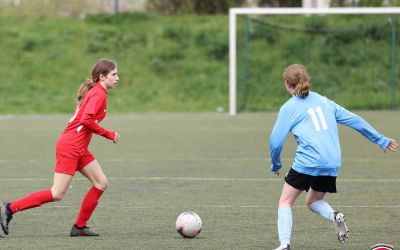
[229,7,400,116]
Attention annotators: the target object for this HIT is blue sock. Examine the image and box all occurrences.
[277,206,292,246]
[310,200,334,221]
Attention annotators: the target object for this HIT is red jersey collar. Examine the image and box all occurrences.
[95,82,108,95]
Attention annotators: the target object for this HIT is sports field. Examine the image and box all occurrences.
[0,112,398,249]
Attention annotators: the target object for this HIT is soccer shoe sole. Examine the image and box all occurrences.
[273,244,290,250]
[334,213,349,244]
[0,203,9,235]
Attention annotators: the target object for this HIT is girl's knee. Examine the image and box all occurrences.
[306,200,314,209]
[278,198,294,208]
[306,198,322,209]
[95,179,109,191]
[51,190,66,201]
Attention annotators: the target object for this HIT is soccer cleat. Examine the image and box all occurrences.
[273,244,290,250]
[70,224,99,237]
[332,212,349,244]
[0,202,13,235]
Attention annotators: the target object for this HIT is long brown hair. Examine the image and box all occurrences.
[75,58,117,106]
[282,64,310,98]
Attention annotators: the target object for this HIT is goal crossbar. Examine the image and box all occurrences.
[229,7,400,115]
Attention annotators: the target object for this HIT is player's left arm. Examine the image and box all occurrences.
[385,139,397,152]
[80,93,117,142]
[329,100,395,151]
[80,113,116,141]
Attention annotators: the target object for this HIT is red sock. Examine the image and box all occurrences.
[75,186,104,228]
[10,189,53,213]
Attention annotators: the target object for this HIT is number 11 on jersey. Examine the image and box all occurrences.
[307,106,328,131]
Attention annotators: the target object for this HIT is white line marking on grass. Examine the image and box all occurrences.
[0,127,57,131]
[0,126,262,132]
[106,177,400,183]
[0,177,399,183]
[103,157,400,163]
[0,178,49,181]
[0,115,15,120]
[0,159,53,163]
[43,204,400,209]
[200,205,400,209]
[0,157,398,163]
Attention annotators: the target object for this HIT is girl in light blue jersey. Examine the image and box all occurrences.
[270,64,397,250]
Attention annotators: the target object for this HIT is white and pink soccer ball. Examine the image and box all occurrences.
[175,211,202,238]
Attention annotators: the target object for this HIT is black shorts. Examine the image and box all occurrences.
[284,168,337,193]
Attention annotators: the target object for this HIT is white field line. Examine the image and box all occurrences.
[0,115,15,120]
[0,176,398,183]
[0,157,398,163]
[0,127,58,131]
[103,157,400,163]
[110,177,400,183]
[43,204,400,209]
[0,127,262,131]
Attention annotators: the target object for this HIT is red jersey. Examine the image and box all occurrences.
[56,83,115,158]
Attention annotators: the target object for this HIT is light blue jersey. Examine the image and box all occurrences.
[269,91,390,176]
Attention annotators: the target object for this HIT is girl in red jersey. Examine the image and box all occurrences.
[0,58,120,237]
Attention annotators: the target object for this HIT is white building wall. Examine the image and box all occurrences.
[302,0,331,8]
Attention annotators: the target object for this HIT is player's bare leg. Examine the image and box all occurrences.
[306,189,349,244]
[274,183,302,250]
[70,160,108,237]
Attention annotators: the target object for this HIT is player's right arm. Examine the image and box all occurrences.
[269,108,291,175]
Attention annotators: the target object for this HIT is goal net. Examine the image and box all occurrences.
[229,8,400,115]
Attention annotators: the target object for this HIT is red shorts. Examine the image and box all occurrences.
[54,150,95,176]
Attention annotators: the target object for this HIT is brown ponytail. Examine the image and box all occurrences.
[75,58,117,106]
[293,80,310,98]
[283,64,311,98]
[76,79,95,106]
